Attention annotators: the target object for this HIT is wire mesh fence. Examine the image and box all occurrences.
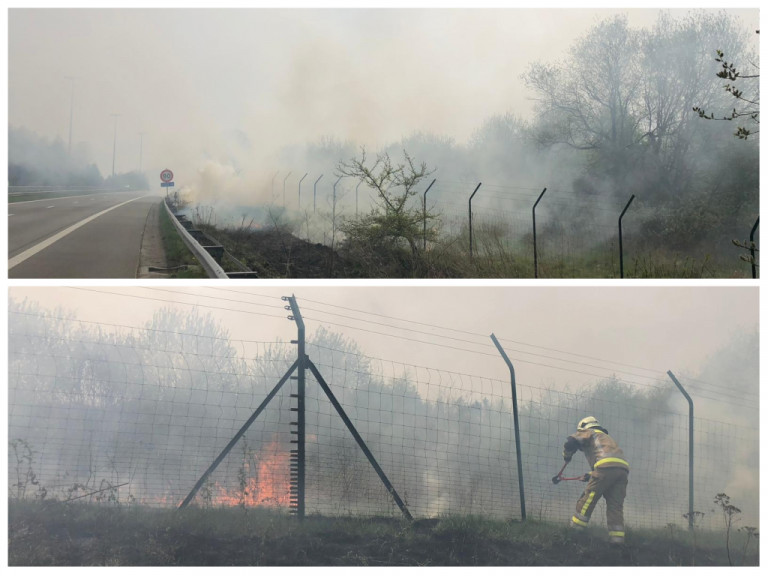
[8,308,757,531]
[259,176,669,278]
[179,169,759,278]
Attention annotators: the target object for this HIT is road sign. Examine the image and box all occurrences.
[161,182,175,188]
[160,169,174,183]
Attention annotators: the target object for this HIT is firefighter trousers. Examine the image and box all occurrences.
[570,467,628,542]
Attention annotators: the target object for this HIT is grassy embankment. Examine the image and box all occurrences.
[8,500,759,567]
[200,216,750,279]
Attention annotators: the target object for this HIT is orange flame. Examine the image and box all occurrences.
[208,441,291,508]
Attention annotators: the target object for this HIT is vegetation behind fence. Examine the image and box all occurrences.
[8,301,758,531]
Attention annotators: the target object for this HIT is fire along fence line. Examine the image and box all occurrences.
[8,309,756,530]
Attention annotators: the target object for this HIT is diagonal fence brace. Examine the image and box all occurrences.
[178,358,300,509]
[306,358,413,521]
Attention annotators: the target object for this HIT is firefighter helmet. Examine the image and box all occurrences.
[577,416,600,431]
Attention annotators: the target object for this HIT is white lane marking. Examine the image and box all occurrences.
[8,195,151,270]
[46,205,55,209]
[9,214,14,217]
[9,191,141,205]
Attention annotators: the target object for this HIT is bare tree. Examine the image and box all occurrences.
[523,11,754,193]
[336,148,437,274]
[694,30,760,139]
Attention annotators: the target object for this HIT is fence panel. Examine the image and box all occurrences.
[8,310,756,530]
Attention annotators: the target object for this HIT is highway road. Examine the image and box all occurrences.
[8,191,163,278]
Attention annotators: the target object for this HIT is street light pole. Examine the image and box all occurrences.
[110,114,121,178]
[65,76,77,156]
[138,132,145,173]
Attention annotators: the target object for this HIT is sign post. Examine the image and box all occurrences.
[160,169,175,200]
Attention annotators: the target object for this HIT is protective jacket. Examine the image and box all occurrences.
[563,427,629,472]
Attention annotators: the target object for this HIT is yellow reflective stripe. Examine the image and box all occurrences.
[580,491,596,516]
[594,457,630,469]
[571,516,588,527]
[593,430,605,434]
[609,531,625,537]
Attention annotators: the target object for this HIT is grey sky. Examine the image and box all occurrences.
[7,6,759,192]
[8,285,758,395]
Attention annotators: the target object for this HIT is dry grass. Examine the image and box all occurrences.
[8,500,759,567]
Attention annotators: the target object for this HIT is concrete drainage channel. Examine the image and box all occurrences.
[163,199,258,279]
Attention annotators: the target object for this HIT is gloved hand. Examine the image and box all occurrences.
[581,473,591,482]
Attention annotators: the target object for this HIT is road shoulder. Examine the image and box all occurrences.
[137,199,169,278]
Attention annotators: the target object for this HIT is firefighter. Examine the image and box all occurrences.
[563,416,629,544]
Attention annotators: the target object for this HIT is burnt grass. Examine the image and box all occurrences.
[8,501,759,566]
[193,222,750,279]
[198,225,355,279]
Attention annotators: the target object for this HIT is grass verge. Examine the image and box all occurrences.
[8,501,759,567]
[158,205,208,278]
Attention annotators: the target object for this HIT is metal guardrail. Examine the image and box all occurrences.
[163,199,229,279]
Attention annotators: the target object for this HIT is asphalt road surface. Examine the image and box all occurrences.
[8,191,162,278]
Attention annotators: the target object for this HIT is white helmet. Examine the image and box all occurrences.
[577,416,600,431]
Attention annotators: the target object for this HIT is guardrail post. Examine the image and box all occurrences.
[667,370,694,530]
[490,333,526,521]
[618,194,635,278]
[468,182,482,260]
[532,187,547,278]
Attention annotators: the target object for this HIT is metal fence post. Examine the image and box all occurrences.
[355,180,362,216]
[313,174,323,214]
[286,295,306,519]
[422,178,436,251]
[667,370,694,530]
[618,194,636,278]
[468,182,482,260]
[298,173,308,210]
[532,187,547,278]
[749,216,759,279]
[333,176,342,204]
[271,171,279,202]
[490,333,526,521]
[282,172,292,207]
